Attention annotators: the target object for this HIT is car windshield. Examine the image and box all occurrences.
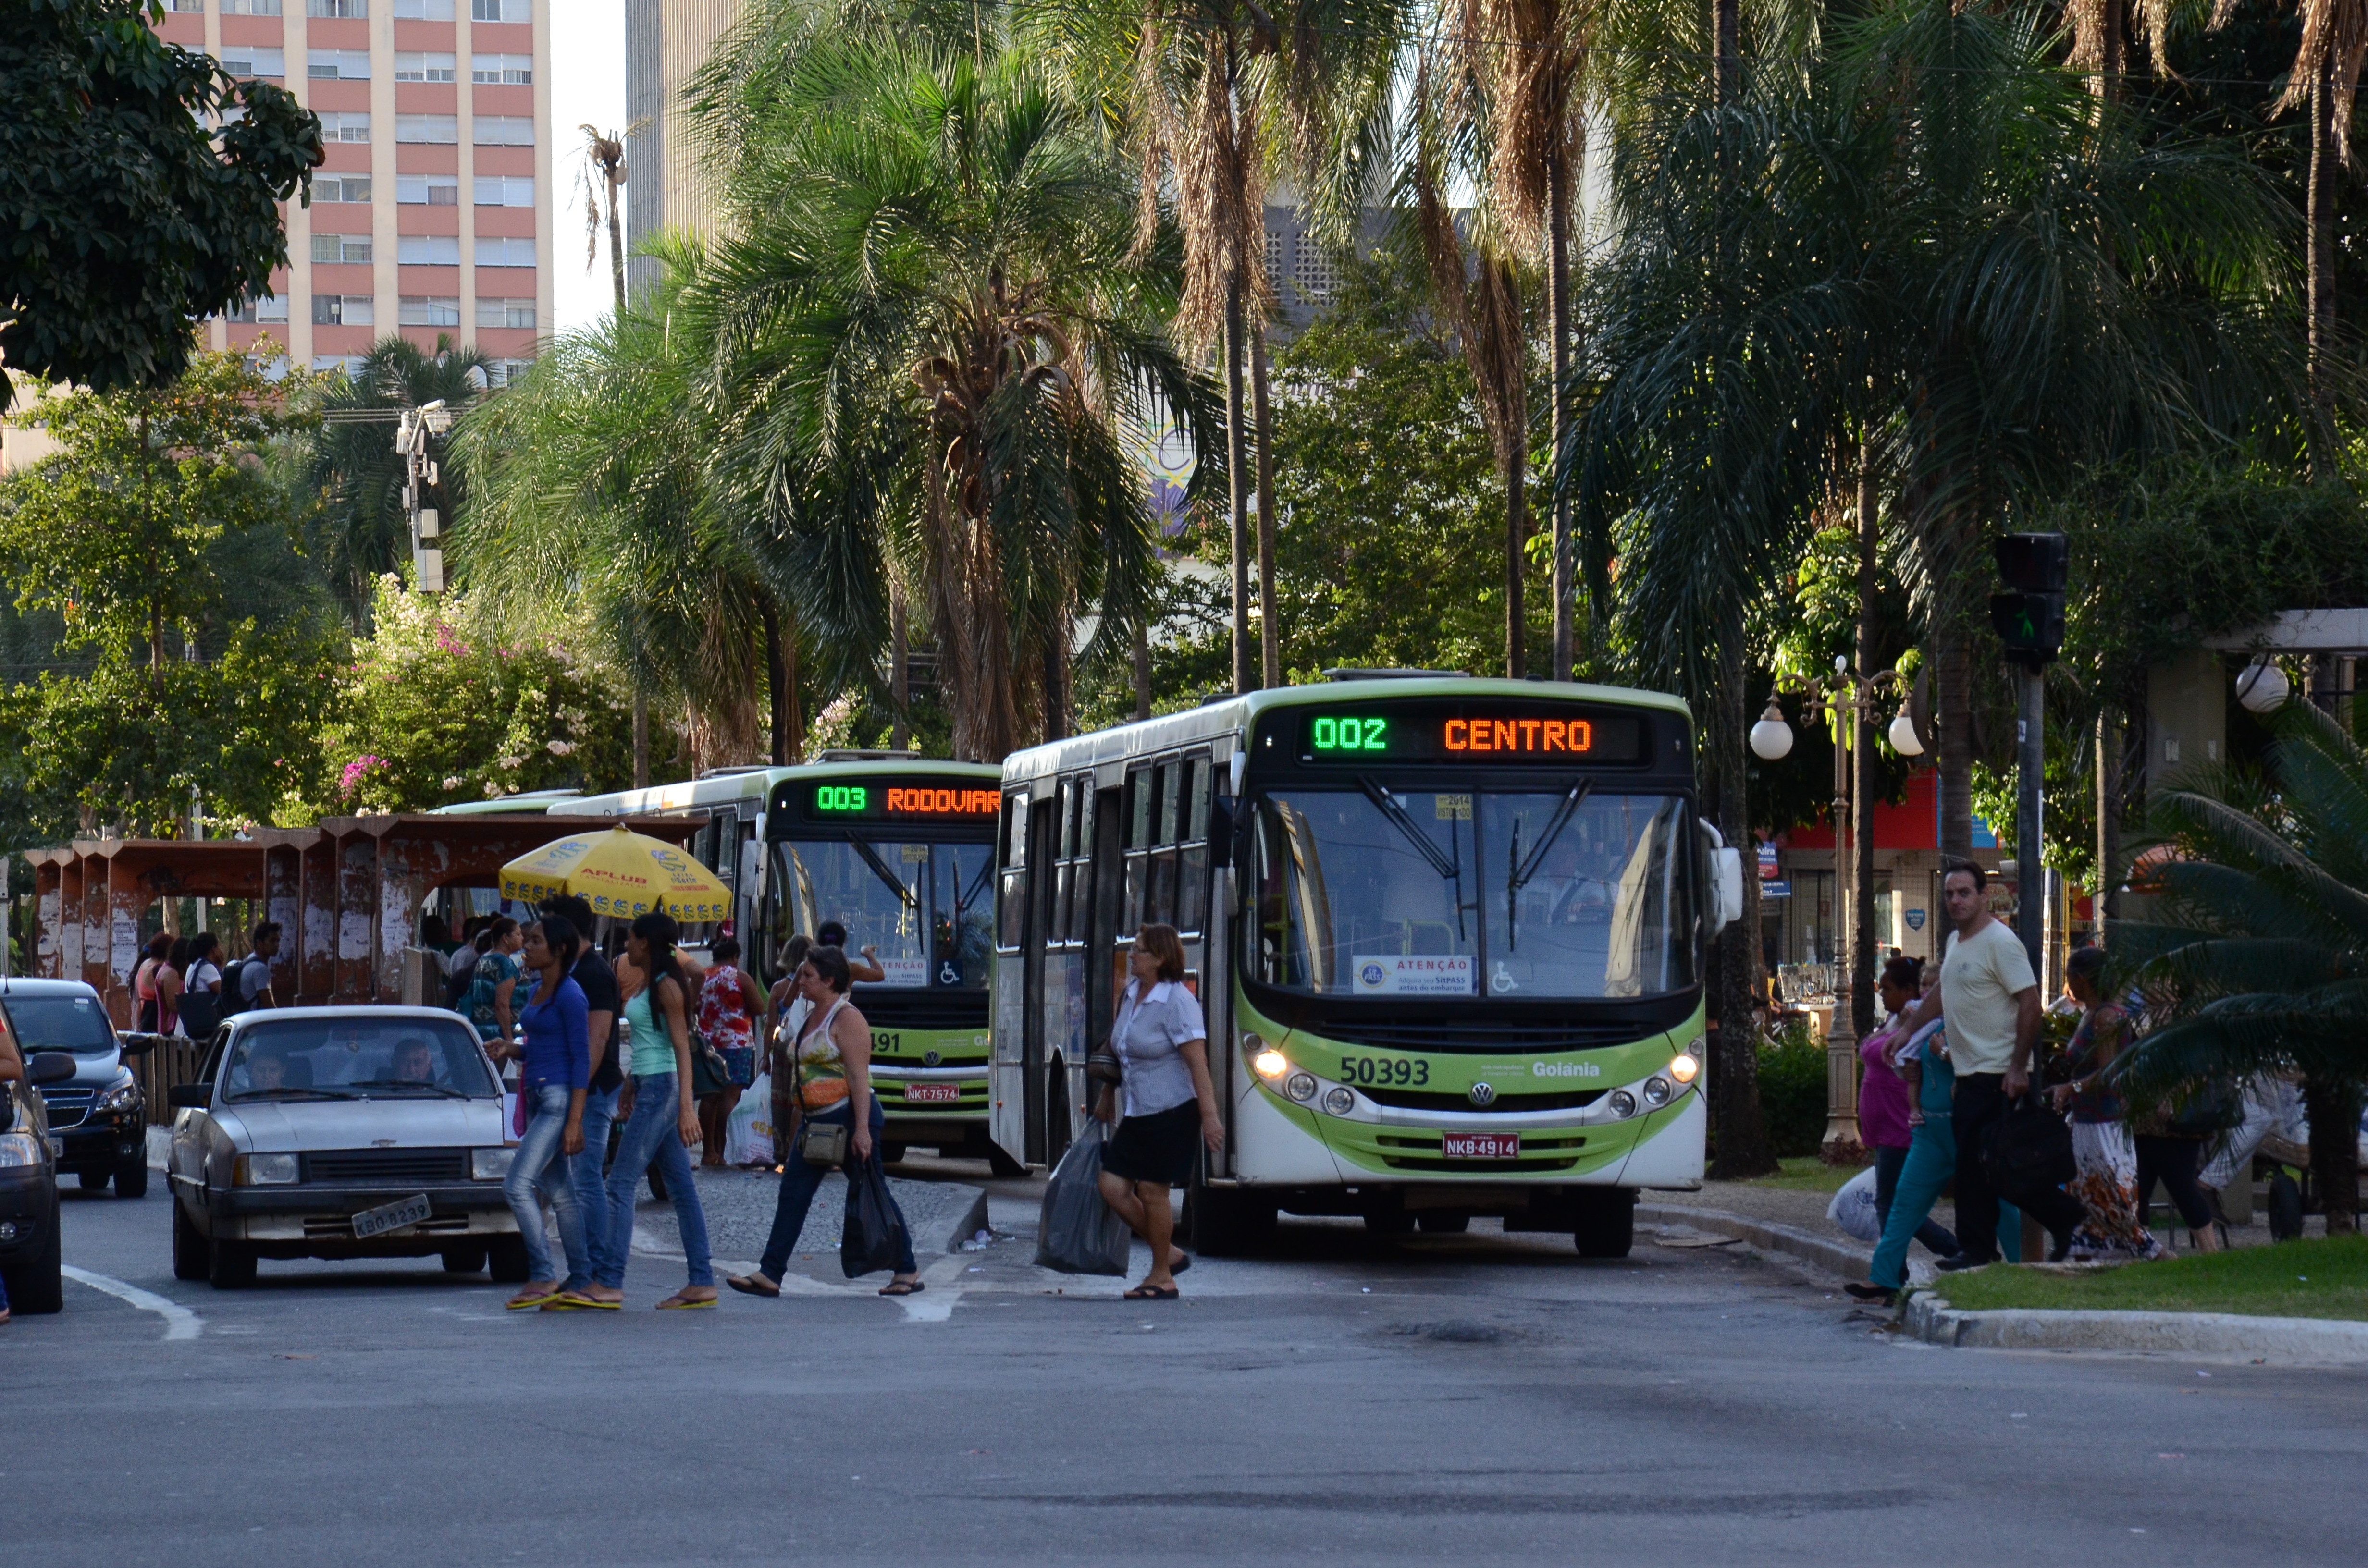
[224,1018,498,1101]
[2,993,117,1053]
[776,838,992,989]
[1248,787,1697,1000]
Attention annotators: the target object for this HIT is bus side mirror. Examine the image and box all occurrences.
[1711,847,1743,934]
[1209,796,1236,869]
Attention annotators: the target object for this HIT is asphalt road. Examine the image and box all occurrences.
[11,1168,2364,1568]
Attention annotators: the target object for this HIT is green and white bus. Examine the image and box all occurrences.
[989,674,1743,1255]
[573,757,1006,1165]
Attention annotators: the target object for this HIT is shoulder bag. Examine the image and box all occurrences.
[789,998,851,1168]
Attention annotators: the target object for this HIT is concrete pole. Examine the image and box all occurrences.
[2016,666,2045,980]
[1823,691,1862,1159]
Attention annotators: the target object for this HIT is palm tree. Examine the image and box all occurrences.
[692,38,1217,760]
[297,335,490,628]
[2115,698,2368,1234]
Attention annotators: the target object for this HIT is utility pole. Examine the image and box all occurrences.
[1991,533,2069,976]
[397,400,454,593]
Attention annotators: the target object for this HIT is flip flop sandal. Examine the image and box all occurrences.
[725,1274,781,1298]
[1169,1253,1192,1276]
[506,1288,565,1311]
[1122,1284,1181,1300]
[877,1280,925,1297]
[656,1293,716,1310]
[544,1291,621,1311]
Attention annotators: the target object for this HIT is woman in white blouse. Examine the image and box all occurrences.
[1095,922,1225,1300]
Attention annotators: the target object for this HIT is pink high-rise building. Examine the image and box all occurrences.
[153,0,552,380]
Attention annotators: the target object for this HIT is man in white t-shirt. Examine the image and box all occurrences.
[1894,861,2083,1267]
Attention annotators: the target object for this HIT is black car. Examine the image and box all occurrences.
[0,980,152,1198]
[0,1046,81,1315]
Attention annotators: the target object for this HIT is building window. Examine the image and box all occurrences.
[393,0,454,15]
[475,175,533,208]
[165,0,204,12]
[470,53,532,85]
[474,236,535,267]
[395,174,460,205]
[218,46,285,77]
[484,357,533,387]
[314,175,373,203]
[395,52,457,83]
[1293,240,1338,306]
[398,235,462,265]
[312,295,375,327]
[305,0,368,15]
[399,296,463,327]
[312,354,369,376]
[309,233,373,264]
[222,0,284,12]
[472,115,534,146]
[475,296,534,329]
[224,293,289,324]
[471,0,529,18]
[315,111,372,142]
[308,49,372,80]
[396,114,460,144]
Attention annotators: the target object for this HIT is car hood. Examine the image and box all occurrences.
[215,1098,507,1153]
[59,1051,126,1088]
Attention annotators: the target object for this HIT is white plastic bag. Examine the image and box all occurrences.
[1827,1165,1882,1243]
[725,1069,774,1166]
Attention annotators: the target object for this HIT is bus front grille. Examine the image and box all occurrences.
[1360,1087,1604,1114]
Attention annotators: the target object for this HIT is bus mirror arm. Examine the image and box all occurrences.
[1210,796,1236,869]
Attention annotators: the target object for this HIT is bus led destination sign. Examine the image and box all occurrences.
[1297,703,1647,765]
[805,781,999,821]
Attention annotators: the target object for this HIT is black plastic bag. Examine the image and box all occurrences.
[1979,1091,2077,1203]
[841,1156,912,1278]
[1035,1120,1132,1276]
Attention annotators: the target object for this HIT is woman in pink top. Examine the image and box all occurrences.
[694,936,767,1167]
[1859,955,1960,1261]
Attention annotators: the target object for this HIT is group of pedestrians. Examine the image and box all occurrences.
[129,925,279,1037]
[1846,860,2225,1306]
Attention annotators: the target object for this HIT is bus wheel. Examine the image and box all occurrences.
[1364,1211,1416,1237]
[1189,1188,1276,1257]
[1417,1213,1470,1234]
[1572,1189,1637,1259]
[984,1145,1027,1179]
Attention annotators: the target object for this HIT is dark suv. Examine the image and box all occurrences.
[0,980,151,1198]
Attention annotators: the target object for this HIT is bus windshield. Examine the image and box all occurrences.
[776,838,992,989]
[1248,787,1696,1000]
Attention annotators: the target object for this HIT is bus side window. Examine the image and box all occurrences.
[997,793,1029,952]
[1122,764,1154,932]
[1176,754,1211,934]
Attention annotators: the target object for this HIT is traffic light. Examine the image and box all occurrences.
[1990,532,2068,664]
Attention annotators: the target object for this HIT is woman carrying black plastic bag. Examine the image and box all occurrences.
[724,945,923,1298]
[1096,923,1225,1300]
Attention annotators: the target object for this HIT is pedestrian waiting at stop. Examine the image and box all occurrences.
[1095,922,1226,1301]
[815,920,886,984]
[494,917,595,1310]
[694,936,767,1167]
[461,917,523,1045]
[2053,946,2164,1261]
[1855,956,1960,1266]
[562,911,716,1311]
[177,932,225,1037]
[134,932,182,1035]
[726,943,924,1299]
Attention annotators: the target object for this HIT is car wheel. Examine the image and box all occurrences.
[114,1162,149,1200]
[208,1238,257,1290]
[172,1200,210,1282]
[488,1236,531,1284]
[1,1223,64,1315]
[77,1168,111,1192]
[440,1244,489,1275]
[1417,1213,1471,1234]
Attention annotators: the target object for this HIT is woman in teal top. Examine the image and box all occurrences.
[1849,1016,2023,1304]
[559,911,713,1310]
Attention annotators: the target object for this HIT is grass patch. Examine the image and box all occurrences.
[1928,1234,2368,1322]
[1728,1156,1860,1194]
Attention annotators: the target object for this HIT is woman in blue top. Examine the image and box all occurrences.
[497,915,591,1310]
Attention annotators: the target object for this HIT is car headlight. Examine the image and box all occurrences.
[470,1146,515,1180]
[1642,1076,1674,1108]
[0,1132,43,1168]
[1605,1090,1638,1119]
[1668,1052,1700,1085]
[1284,1072,1318,1102]
[1321,1086,1356,1116]
[234,1153,300,1186]
[99,1080,142,1113]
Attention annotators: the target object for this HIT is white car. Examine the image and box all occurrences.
[166,1007,525,1289]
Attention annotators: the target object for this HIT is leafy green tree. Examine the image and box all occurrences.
[0,0,321,411]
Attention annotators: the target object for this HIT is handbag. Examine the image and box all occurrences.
[1979,1089,2077,1201]
[690,1032,734,1098]
[787,1008,850,1167]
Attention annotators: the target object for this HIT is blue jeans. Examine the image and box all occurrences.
[757,1097,917,1281]
[600,1072,712,1289]
[505,1082,590,1285]
[569,1085,619,1287]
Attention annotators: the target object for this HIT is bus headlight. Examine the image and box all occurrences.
[1285,1073,1318,1103]
[1321,1087,1355,1115]
[1252,1048,1290,1080]
[1605,1090,1638,1120]
[1668,1052,1700,1085]
[1641,1076,1673,1108]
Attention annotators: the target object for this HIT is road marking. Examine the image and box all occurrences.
[898,1256,968,1322]
[61,1266,202,1341]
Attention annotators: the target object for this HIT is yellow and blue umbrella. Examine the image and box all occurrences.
[498,823,732,923]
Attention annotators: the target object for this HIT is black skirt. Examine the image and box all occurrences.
[1102,1100,1202,1187]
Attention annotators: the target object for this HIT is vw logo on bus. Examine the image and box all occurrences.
[1468,1082,1496,1107]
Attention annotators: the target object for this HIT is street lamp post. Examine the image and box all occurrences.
[1750,660,1921,1160]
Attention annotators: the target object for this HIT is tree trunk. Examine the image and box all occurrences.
[2303,1072,2360,1236]
[1707,635,1775,1178]
[1935,614,1972,862]
[1716,0,1739,105]
[1504,448,1528,680]
[890,582,911,750]
[2095,707,2122,936]
[762,603,792,766]
[2308,60,2338,460]
[1851,441,1879,1038]
[1133,620,1154,722]
[1252,322,1281,692]
[1546,134,1575,682]
[1224,287,1254,696]
[605,181,628,314]
[631,691,649,788]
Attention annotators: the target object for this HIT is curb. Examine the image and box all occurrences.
[1901,1291,2368,1364]
[1636,1203,1872,1281]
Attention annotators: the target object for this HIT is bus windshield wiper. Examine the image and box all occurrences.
[1505,781,1593,953]
[1357,776,1472,943]
[846,838,919,909]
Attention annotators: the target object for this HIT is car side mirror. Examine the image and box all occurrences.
[168,1083,212,1109]
[117,1032,160,1058]
[27,1051,78,1087]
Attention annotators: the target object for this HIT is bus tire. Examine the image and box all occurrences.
[1417,1213,1469,1234]
[1364,1211,1416,1236]
[984,1145,1028,1179]
[1572,1189,1636,1259]
[1189,1187,1275,1257]
[880,1142,907,1166]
